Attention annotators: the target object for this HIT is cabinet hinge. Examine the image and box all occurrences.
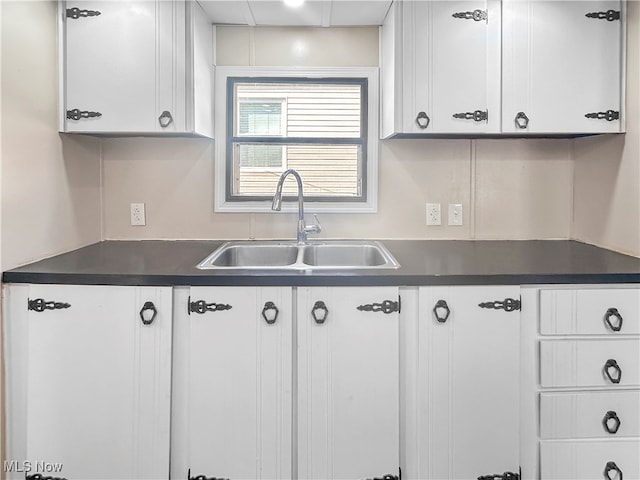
[478,470,520,480]
[28,298,71,312]
[66,109,102,121]
[585,110,619,122]
[452,9,488,22]
[66,7,101,19]
[356,295,400,314]
[585,9,620,21]
[187,469,228,480]
[26,475,68,480]
[453,109,488,122]
[478,296,521,312]
[187,296,232,315]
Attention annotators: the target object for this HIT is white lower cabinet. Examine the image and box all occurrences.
[171,286,293,480]
[401,286,522,479]
[172,285,399,480]
[296,287,400,480]
[3,284,172,480]
[521,285,640,480]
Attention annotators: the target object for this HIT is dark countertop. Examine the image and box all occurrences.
[2,240,639,286]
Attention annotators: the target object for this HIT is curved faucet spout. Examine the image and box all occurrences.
[271,169,320,243]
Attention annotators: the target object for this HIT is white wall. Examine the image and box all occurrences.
[1,0,102,270]
[572,1,640,257]
[102,26,574,242]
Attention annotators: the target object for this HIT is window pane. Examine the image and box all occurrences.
[233,143,361,198]
[235,82,361,138]
[238,100,282,136]
[238,144,283,169]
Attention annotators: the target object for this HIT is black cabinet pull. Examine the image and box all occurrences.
[515,112,529,129]
[262,301,279,325]
[478,298,521,312]
[453,109,488,122]
[140,301,157,325]
[605,461,623,480]
[357,299,400,314]
[159,110,173,128]
[188,297,232,315]
[603,410,621,434]
[604,307,623,332]
[604,359,622,384]
[311,301,329,324]
[28,298,71,312]
[416,111,430,129]
[433,299,451,323]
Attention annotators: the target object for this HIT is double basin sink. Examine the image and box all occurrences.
[197,240,400,270]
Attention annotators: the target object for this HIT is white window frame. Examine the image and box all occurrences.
[214,66,379,213]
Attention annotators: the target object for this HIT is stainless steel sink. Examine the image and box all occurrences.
[197,240,400,270]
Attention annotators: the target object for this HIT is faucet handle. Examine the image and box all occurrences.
[304,213,322,235]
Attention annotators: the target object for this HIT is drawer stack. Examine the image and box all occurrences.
[538,288,640,480]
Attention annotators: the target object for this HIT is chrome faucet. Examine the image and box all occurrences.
[271,169,321,243]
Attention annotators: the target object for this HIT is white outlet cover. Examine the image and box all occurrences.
[426,203,441,226]
[130,203,146,226]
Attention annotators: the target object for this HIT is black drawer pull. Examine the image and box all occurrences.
[603,410,621,434]
[605,461,623,480]
[433,299,451,323]
[604,358,622,384]
[139,301,157,325]
[262,301,279,325]
[604,307,623,332]
[312,301,329,324]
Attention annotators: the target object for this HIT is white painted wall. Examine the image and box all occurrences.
[572,1,640,257]
[1,1,102,271]
[102,26,574,242]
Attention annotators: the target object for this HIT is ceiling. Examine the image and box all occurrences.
[198,0,393,27]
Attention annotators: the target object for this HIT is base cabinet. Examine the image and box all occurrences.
[297,287,400,480]
[402,286,521,480]
[3,284,172,480]
[520,285,640,480]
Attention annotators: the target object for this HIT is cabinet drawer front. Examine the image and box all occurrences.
[540,390,640,439]
[540,339,640,388]
[540,289,640,335]
[540,439,640,480]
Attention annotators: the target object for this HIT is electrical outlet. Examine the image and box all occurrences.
[130,203,146,226]
[426,203,441,226]
[448,204,463,226]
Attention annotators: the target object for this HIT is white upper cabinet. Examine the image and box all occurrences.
[381,1,501,136]
[381,0,625,137]
[61,1,214,137]
[502,0,624,134]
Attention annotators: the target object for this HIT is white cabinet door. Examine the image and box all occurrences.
[502,0,624,134]
[410,286,521,479]
[17,285,172,480]
[64,1,169,133]
[174,287,293,480]
[297,287,400,480]
[381,1,501,136]
[63,0,213,136]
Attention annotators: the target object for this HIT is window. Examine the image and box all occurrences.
[215,67,379,213]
